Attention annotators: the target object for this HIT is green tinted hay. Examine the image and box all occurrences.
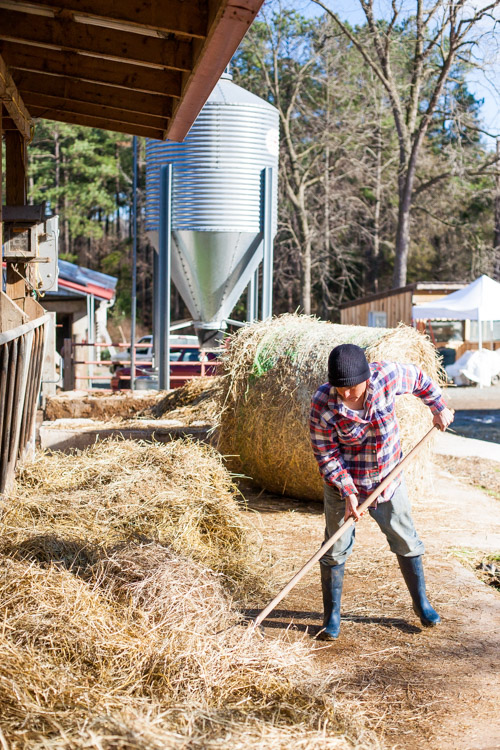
[217,314,443,501]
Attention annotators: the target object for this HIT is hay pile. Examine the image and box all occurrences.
[217,315,443,502]
[144,376,221,425]
[0,439,378,749]
[5,439,261,593]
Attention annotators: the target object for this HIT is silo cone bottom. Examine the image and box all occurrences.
[194,324,226,350]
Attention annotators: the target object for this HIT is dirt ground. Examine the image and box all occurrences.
[439,455,500,501]
[238,459,500,750]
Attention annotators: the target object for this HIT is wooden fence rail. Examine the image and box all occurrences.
[0,314,50,495]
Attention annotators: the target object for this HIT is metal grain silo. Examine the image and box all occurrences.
[145,71,279,351]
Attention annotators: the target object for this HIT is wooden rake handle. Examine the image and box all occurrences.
[251,424,439,630]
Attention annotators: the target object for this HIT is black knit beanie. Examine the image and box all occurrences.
[328,344,370,387]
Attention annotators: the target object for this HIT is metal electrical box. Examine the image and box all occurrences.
[2,206,59,293]
[36,216,59,292]
[2,204,45,260]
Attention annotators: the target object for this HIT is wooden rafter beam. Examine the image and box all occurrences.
[14,70,173,118]
[29,106,166,139]
[0,52,31,139]
[0,42,183,98]
[22,92,169,130]
[0,8,193,72]
[0,0,208,40]
[167,0,264,141]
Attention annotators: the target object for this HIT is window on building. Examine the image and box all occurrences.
[368,311,387,328]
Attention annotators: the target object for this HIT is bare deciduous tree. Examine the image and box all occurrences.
[313,0,500,287]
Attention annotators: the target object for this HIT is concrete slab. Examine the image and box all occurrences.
[443,384,500,410]
[433,430,500,463]
[39,418,212,451]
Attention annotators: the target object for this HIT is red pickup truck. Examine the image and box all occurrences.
[110,346,217,391]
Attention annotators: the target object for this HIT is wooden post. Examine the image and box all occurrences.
[5,130,27,205]
[62,338,75,391]
[5,130,29,307]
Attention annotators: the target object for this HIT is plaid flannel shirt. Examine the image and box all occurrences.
[309,361,447,503]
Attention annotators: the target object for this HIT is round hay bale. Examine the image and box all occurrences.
[217,314,443,502]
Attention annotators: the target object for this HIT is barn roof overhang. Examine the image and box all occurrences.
[0,0,263,142]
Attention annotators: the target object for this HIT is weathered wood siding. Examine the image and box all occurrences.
[341,289,460,328]
[340,290,413,327]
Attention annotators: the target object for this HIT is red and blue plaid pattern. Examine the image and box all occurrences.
[310,361,446,502]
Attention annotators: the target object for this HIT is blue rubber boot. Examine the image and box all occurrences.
[397,555,441,627]
[317,563,345,640]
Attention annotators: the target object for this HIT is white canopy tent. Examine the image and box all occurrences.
[412,274,500,351]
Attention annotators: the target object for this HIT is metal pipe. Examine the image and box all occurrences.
[1,338,18,494]
[170,320,193,331]
[87,293,95,388]
[261,166,274,320]
[247,279,254,323]
[8,333,28,464]
[18,327,37,454]
[153,249,159,368]
[158,163,172,390]
[0,343,10,484]
[253,268,259,322]
[20,325,44,458]
[247,273,256,323]
[130,135,138,392]
[225,318,247,328]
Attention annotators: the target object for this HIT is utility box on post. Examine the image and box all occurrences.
[2,206,59,296]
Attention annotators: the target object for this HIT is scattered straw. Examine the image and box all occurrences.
[217,314,443,502]
[143,376,222,425]
[0,439,379,749]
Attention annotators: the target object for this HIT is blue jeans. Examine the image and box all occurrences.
[320,477,425,567]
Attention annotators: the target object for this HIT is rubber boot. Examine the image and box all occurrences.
[397,555,441,627]
[317,562,345,640]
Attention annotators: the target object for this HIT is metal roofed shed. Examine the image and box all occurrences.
[56,259,117,301]
[43,259,118,388]
[146,71,279,352]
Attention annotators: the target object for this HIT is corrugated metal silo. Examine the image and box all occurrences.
[146,72,279,347]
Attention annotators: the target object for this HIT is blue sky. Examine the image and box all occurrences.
[293,0,499,148]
